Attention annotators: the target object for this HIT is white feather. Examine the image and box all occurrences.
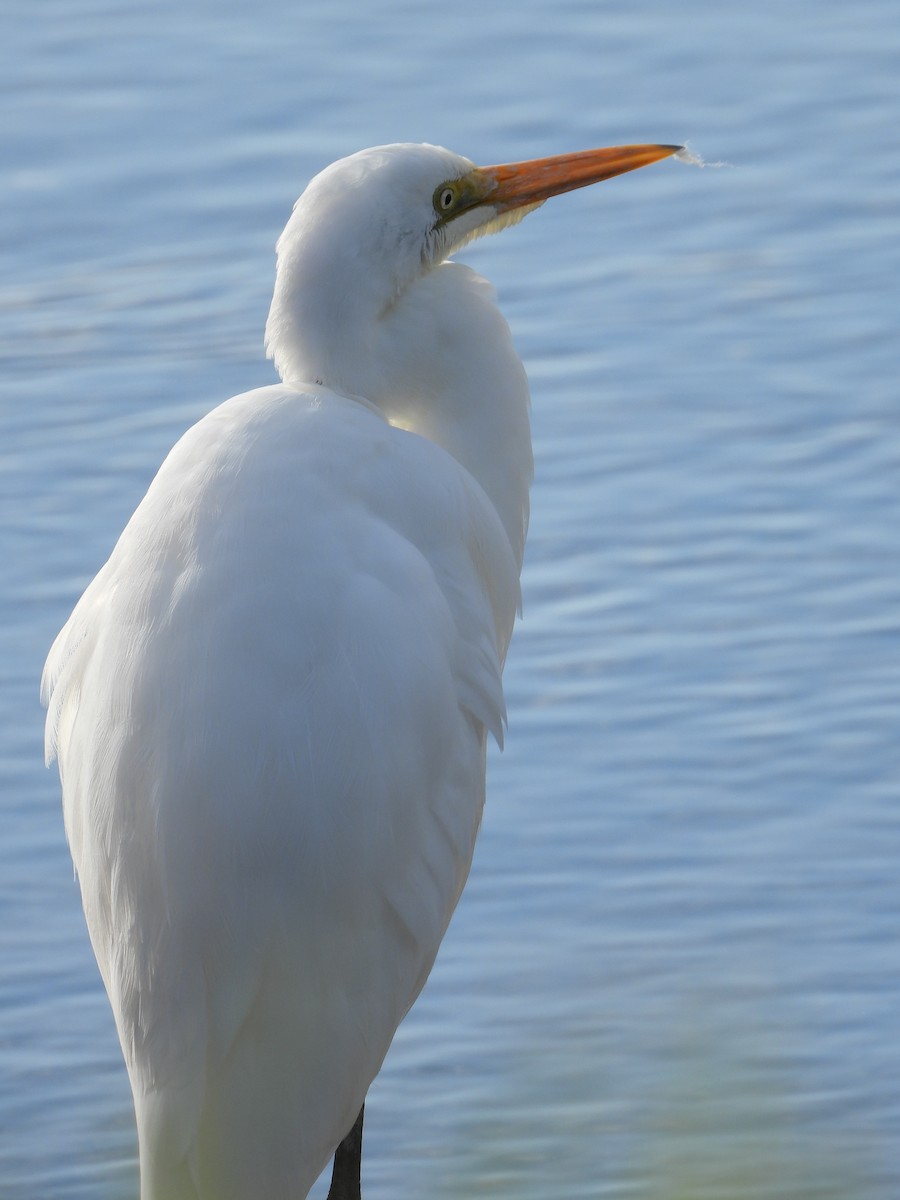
[43,142,531,1200]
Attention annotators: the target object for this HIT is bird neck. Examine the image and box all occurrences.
[269,261,533,569]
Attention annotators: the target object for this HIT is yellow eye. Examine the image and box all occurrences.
[434,183,458,216]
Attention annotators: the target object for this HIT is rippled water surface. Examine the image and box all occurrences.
[2,1,898,1196]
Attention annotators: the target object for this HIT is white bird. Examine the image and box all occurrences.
[42,140,678,1200]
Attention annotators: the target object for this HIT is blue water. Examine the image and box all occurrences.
[2,0,898,1196]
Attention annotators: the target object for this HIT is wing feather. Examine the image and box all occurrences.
[42,383,519,1200]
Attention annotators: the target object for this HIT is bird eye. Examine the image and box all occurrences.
[434,184,458,216]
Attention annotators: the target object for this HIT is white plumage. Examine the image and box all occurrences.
[42,140,677,1199]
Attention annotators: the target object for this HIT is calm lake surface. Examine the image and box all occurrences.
[2,0,898,1195]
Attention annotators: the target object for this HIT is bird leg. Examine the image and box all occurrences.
[326,1104,365,1200]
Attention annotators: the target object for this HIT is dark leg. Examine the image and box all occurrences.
[326,1104,365,1200]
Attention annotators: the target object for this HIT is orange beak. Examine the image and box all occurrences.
[478,143,681,211]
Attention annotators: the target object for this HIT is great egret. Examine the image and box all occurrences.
[42,141,679,1200]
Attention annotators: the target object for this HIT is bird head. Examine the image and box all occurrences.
[265,141,679,389]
